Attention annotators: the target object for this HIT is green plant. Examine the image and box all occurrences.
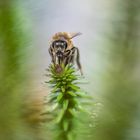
[0,1,33,140]
[45,64,87,140]
[92,0,140,140]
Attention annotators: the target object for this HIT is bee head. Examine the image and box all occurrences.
[52,40,67,58]
[51,32,82,50]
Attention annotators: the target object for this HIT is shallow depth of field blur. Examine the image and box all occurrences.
[0,0,140,140]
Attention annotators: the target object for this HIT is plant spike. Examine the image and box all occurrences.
[46,64,85,140]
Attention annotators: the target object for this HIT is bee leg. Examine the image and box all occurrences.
[74,47,83,75]
[64,50,71,66]
[64,48,75,65]
[58,57,62,65]
[49,47,56,65]
[65,47,83,75]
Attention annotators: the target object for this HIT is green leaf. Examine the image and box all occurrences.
[62,81,66,85]
[50,67,55,74]
[67,91,77,97]
[63,100,69,110]
[63,119,69,131]
[67,68,75,74]
[51,103,59,111]
[69,75,76,79]
[61,86,65,92]
[61,63,65,69]
[68,84,80,91]
[49,79,56,84]
[51,86,58,93]
[77,92,92,98]
[68,132,74,140]
[66,79,72,82]
[56,109,65,123]
[62,77,66,81]
[76,105,86,112]
[64,64,69,72]
[52,75,58,79]
[69,109,76,117]
[55,82,61,88]
[57,92,63,102]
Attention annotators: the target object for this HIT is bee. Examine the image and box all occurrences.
[49,32,83,75]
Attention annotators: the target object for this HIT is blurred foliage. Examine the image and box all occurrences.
[0,0,140,140]
[0,0,33,140]
[92,0,140,140]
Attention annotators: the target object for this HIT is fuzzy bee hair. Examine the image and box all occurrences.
[51,32,81,49]
[49,32,83,75]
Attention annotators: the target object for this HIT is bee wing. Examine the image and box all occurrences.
[70,32,82,39]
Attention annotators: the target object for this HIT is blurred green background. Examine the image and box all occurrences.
[0,0,140,140]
